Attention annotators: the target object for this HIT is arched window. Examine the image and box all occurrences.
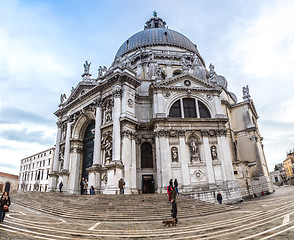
[169,98,211,119]
[198,101,211,118]
[141,142,153,168]
[169,100,181,117]
[183,98,196,118]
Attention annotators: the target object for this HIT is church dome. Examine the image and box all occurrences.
[115,15,198,58]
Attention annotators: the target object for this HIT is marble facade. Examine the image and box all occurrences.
[48,15,272,203]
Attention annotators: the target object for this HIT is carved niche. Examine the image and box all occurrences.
[103,99,114,124]
[171,147,179,162]
[211,145,218,160]
[102,133,112,164]
[188,136,201,162]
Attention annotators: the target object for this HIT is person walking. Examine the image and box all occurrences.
[84,179,88,194]
[59,181,63,193]
[80,178,85,195]
[217,192,223,204]
[171,185,177,200]
[0,192,11,223]
[171,198,178,224]
[174,178,179,195]
[167,183,172,201]
[119,178,125,194]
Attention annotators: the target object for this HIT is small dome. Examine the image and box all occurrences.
[115,16,198,57]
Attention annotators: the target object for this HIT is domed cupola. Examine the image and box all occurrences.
[115,12,198,58]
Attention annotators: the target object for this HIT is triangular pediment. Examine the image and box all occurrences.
[153,72,217,90]
[63,82,97,106]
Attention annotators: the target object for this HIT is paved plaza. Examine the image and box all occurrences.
[1,186,294,239]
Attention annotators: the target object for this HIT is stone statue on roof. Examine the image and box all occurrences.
[209,63,216,78]
[83,61,91,74]
[242,85,251,101]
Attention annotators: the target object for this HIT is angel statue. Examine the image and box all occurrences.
[83,61,91,74]
[60,93,67,104]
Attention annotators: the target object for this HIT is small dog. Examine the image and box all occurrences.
[162,219,176,227]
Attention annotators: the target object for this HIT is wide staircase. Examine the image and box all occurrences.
[12,192,238,222]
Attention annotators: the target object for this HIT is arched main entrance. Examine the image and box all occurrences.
[82,122,95,180]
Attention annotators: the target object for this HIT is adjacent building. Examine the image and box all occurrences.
[18,147,54,192]
[48,14,272,203]
[283,151,294,179]
[0,172,18,194]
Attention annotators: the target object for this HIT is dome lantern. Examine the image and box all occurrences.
[144,12,166,29]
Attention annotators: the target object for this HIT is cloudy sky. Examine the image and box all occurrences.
[1,0,294,175]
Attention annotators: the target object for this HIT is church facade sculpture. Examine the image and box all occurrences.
[49,14,272,203]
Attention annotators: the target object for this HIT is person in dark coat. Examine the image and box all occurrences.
[217,192,223,204]
[80,178,85,195]
[59,181,63,193]
[171,186,177,200]
[0,192,11,223]
[119,178,125,194]
[171,198,178,224]
[174,178,179,195]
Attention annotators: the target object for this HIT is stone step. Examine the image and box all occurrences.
[12,192,238,222]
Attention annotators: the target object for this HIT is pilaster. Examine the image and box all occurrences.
[112,86,122,163]
[201,130,215,184]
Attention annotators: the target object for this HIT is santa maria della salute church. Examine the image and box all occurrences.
[49,14,273,203]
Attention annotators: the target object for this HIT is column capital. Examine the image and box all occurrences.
[93,97,102,107]
[56,121,62,128]
[201,130,209,137]
[112,86,122,98]
[215,129,227,136]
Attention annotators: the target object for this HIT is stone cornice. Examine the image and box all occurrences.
[153,85,221,93]
[152,117,228,124]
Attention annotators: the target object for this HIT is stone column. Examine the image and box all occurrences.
[216,132,227,182]
[217,130,235,181]
[68,144,83,194]
[88,98,102,191]
[112,86,122,163]
[155,134,162,193]
[201,130,215,185]
[121,130,132,194]
[93,98,102,166]
[131,137,137,192]
[179,134,190,187]
[48,120,62,191]
[63,117,72,171]
[60,116,72,192]
[160,134,172,188]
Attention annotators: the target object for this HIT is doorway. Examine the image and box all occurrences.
[82,122,95,180]
[142,175,154,194]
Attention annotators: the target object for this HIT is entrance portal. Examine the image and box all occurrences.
[82,122,95,180]
[142,175,154,194]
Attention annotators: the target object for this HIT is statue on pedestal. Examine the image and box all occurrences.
[190,139,200,162]
[83,61,91,74]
